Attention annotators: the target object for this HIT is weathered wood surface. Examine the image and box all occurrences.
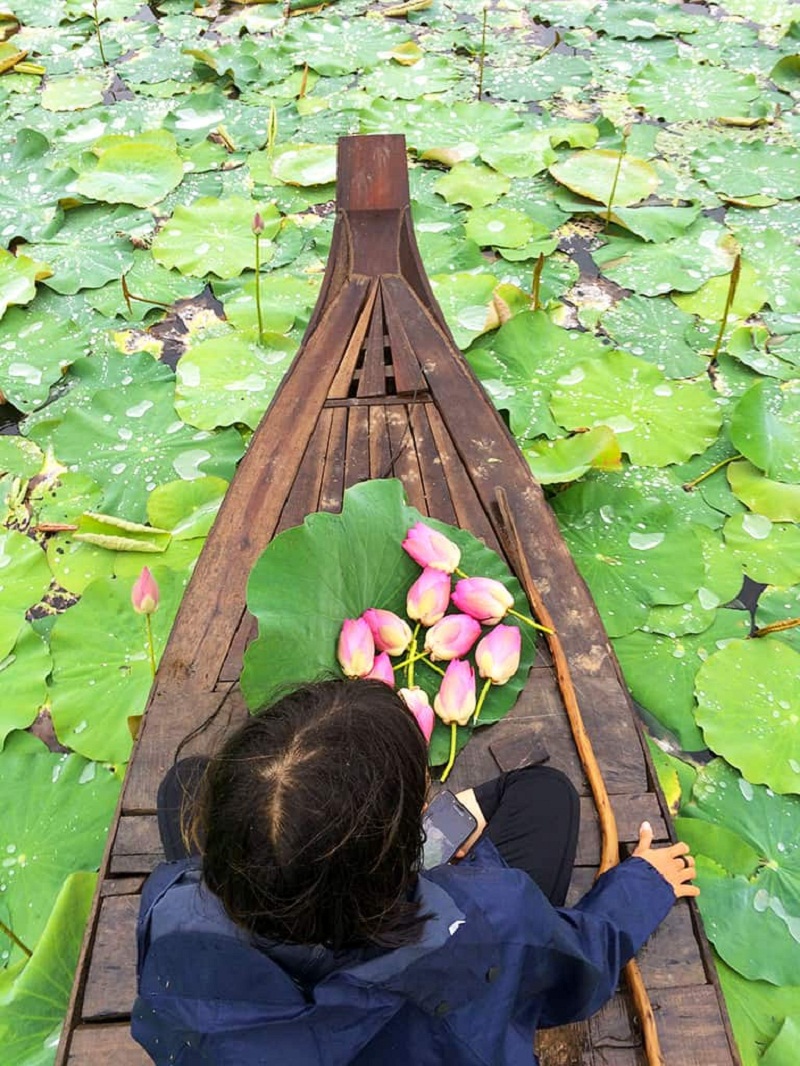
[57,135,739,1066]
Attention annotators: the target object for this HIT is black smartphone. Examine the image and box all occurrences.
[422,790,478,869]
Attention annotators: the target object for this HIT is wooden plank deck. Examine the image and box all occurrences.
[56,135,739,1066]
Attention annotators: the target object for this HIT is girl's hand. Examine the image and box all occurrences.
[453,788,487,859]
[633,821,700,899]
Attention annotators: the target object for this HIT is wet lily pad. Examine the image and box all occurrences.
[0,130,75,243]
[717,958,800,1066]
[728,460,800,522]
[599,294,706,378]
[481,123,598,179]
[550,149,660,207]
[0,623,51,748]
[282,15,407,77]
[434,163,511,209]
[72,131,185,208]
[692,140,800,202]
[428,272,498,349]
[152,198,281,279]
[0,530,52,614]
[0,249,47,319]
[754,586,800,654]
[271,143,337,187]
[40,72,109,112]
[464,206,545,250]
[722,512,800,587]
[628,58,762,121]
[522,426,622,484]
[730,379,800,483]
[672,260,768,321]
[363,54,460,99]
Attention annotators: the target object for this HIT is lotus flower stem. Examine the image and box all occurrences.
[682,454,740,492]
[0,917,31,958]
[92,0,108,66]
[507,607,552,634]
[440,722,458,784]
[144,614,156,678]
[420,655,445,677]
[710,253,742,364]
[393,650,445,677]
[477,6,488,101]
[454,567,469,579]
[407,623,420,687]
[472,677,492,726]
[531,253,545,312]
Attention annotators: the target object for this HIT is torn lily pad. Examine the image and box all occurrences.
[152,198,281,279]
[730,379,800,482]
[722,512,800,587]
[522,426,621,485]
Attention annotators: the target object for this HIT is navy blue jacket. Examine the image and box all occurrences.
[132,839,674,1065]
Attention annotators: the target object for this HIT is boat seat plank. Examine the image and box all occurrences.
[652,987,738,1065]
[343,405,371,490]
[276,408,333,534]
[385,405,427,514]
[356,285,389,398]
[327,280,380,399]
[82,895,139,1022]
[368,405,393,481]
[319,405,348,514]
[409,404,459,526]
[66,1025,150,1065]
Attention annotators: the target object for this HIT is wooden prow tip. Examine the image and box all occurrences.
[336,134,411,213]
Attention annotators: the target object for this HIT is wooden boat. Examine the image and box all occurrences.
[56,135,739,1066]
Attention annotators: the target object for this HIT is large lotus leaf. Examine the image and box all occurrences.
[71,133,185,209]
[87,249,202,322]
[550,150,659,207]
[728,460,800,523]
[464,207,546,250]
[49,568,186,762]
[0,131,68,242]
[363,54,461,100]
[481,54,592,104]
[722,513,800,587]
[762,1018,800,1066]
[715,0,795,27]
[270,143,337,187]
[40,72,109,112]
[628,58,762,121]
[549,350,722,466]
[0,437,43,480]
[30,378,244,521]
[612,609,750,750]
[755,586,800,655]
[220,273,320,336]
[152,198,281,279]
[734,228,800,316]
[522,426,622,485]
[175,330,296,431]
[147,476,228,541]
[466,310,610,440]
[0,753,119,965]
[598,294,706,379]
[282,16,407,77]
[433,163,511,209]
[681,760,800,983]
[0,531,51,613]
[692,140,800,202]
[673,816,760,878]
[717,959,800,1066]
[593,220,737,296]
[480,124,598,180]
[0,871,96,1063]
[585,1,696,39]
[0,623,50,748]
[428,273,498,349]
[46,533,117,594]
[242,480,539,769]
[23,232,134,296]
[551,480,705,637]
[730,380,800,483]
[672,260,768,321]
[0,249,47,319]
[695,639,800,794]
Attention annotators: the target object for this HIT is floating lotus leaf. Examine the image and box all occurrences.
[551,480,705,637]
[71,131,185,209]
[549,350,722,466]
[550,150,659,207]
[30,378,244,521]
[728,460,800,522]
[735,227,800,315]
[175,330,296,431]
[599,294,706,378]
[717,959,800,1066]
[428,272,498,349]
[363,54,460,99]
[220,273,320,336]
[770,54,800,92]
[0,249,48,319]
[146,476,228,541]
[0,530,52,613]
[87,249,202,322]
[481,54,592,103]
[681,759,800,983]
[553,186,701,242]
[522,426,622,485]
[692,141,800,202]
[49,568,186,762]
[695,640,800,794]
[242,480,538,769]
[0,130,76,244]
[730,380,800,483]
[0,437,43,480]
[40,72,109,112]
[613,609,750,750]
[434,163,511,209]
[282,15,407,77]
[754,586,800,654]
[715,0,795,26]
[480,123,597,180]
[464,206,545,250]
[152,198,281,279]
[32,472,103,527]
[46,533,117,594]
[0,753,119,966]
[585,1,696,39]
[0,623,51,748]
[628,58,762,121]
[722,513,800,587]
[270,144,337,187]
[0,871,96,1063]
[22,233,134,297]
[672,261,767,321]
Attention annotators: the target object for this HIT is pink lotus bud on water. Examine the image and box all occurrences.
[424,614,481,662]
[131,567,160,615]
[452,577,514,626]
[402,522,461,573]
[475,624,521,685]
[399,686,434,743]
[362,608,412,657]
[252,211,265,235]
[366,652,395,688]
[433,659,476,727]
[337,618,374,678]
[406,567,451,626]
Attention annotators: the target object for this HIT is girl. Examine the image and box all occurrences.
[133,679,698,1064]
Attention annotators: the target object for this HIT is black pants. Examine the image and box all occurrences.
[157,760,580,907]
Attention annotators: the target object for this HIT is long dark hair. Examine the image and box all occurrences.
[196,679,430,950]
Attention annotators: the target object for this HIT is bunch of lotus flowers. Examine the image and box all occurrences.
[337,522,546,782]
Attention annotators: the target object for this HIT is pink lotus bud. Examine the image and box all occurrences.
[252,211,264,235]
[131,567,160,615]
[433,659,476,727]
[452,577,514,626]
[362,608,412,657]
[402,522,461,573]
[406,567,451,626]
[365,652,395,688]
[399,686,434,743]
[424,614,481,662]
[475,624,521,685]
[337,618,374,678]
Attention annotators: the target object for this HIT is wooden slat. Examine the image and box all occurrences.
[575,794,666,866]
[369,404,393,481]
[385,404,426,514]
[82,895,139,1021]
[327,280,379,398]
[409,403,458,525]
[67,1025,150,1065]
[382,279,426,394]
[101,877,146,896]
[357,285,388,398]
[218,612,257,683]
[653,986,740,1065]
[343,405,370,489]
[276,408,333,534]
[110,815,161,876]
[319,405,348,513]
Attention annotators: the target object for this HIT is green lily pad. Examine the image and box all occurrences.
[0,130,76,244]
[271,143,337,187]
[482,54,592,103]
[681,760,800,983]
[0,871,96,1062]
[282,15,407,77]
[220,273,320,336]
[23,231,134,297]
[717,959,800,1066]
[428,272,498,349]
[0,531,52,614]
[628,58,762,121]
[146,476,227,540]
[86,249,202,322]
[722,512,800,587]
[549,350,722,466]
[551,480,705,637]
[363,54,460,99]
[480,123,598,179]
[46,533,117,594]
[434,163,511,209]
[0,623,51,748]
[0,753,119,966]
[754,586,800,654]
[730,380,800,482]
[0,249,46,319]
[695,639,800,793]
[522,426,621,485]
[242,480,538,768]
[40,72,109,112]
[175,330,296,431]
[672,260,768,321]
[72,131,185,209]
[586,1,696,39]
[31,472,103,527]
[736,227,800,315]
[692,140,800,202]
[613,609,750,750]
[30,378,244,521]
[152,198,281,279]
[728,460,800,522]
[49,568,186,762]
[464,206,545,250]
[550,150,659,207]
[599,294,706,379]
[0,438,43,480]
